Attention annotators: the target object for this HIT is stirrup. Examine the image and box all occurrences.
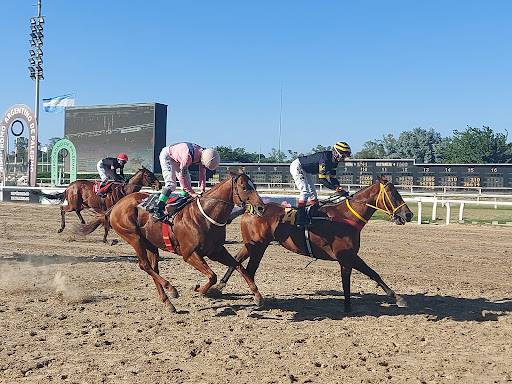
[152,208,167,222]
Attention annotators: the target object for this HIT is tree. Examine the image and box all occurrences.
[442,126,511,163]
[261,148,288,163]
[354,134,397,159]
[47,137,62,154]
[308,144,331,154]
[214,146,261,162]
[394,128,443,163]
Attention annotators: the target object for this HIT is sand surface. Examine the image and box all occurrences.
[0,201,511,383]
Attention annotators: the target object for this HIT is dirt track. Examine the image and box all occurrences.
[0,201,511,383]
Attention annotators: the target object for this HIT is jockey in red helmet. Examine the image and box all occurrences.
[96,154,129,196]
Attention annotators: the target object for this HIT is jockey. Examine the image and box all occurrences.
[147,143,221,220]
[96,153,128,196]
[290,141,351,227]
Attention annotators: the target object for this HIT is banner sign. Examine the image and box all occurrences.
[0,104,39,186]
[3,188,40,203]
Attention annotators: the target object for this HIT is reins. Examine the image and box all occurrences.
[346,182,406,223]
[195,174,251,226]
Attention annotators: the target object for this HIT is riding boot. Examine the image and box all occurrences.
[152,200,167,221]
[151,187,172,220]
[295,206,310,227]
[96,181,108,197]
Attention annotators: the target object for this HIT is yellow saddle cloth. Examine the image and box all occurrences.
[281,207,297,224]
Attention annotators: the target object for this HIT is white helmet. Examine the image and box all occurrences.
[201,148,220,170]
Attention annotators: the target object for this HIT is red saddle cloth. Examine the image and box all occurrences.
[94,181,114,194]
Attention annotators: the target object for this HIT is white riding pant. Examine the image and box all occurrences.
[97,161,109,183]
[159,147,185,192]
[290,158,317,202]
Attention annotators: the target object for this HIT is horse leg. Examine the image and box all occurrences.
[353,255,407,307]
[103,222,109,244]
[217,241,269,290]
[183,252,218,295]
[124,235,177,312]
[341,265,352,312]
[58,206,66,233]
[146,242,179,299]
[217,244,251,289]
[209,247,263,307]
[76,209,86,225]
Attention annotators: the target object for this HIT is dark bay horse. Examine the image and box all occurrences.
[216,176,413,312]
[37,166,160,241]
[78,170,266,312]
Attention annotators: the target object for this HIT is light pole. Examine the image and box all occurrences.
[28,0,44,126]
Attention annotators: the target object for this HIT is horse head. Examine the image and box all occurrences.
[139,166,161,190]
[377,175,413,225]
[230,169,266,217]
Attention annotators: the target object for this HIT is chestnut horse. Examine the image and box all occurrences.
[78,170,266,312]
[36,166,160,241]
[216,176,413,312]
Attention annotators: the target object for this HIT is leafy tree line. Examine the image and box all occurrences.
[217,126,512,164]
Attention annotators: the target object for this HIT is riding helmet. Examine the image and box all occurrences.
[334,142,351,157]
[201,148,221,170]
[117,153,128,162]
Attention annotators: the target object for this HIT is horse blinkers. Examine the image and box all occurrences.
[233,174,266,217]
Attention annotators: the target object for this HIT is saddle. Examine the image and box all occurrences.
[281,205,325,226]
[138,193,192,222]
[164,195,193,218]
[94,181,114,196]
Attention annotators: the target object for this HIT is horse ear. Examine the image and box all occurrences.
[238,168,244,174]
[378,174,388,183]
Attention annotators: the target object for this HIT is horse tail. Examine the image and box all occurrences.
[33,189,66,203]
[76,207,113,236]
[227,207,245,224]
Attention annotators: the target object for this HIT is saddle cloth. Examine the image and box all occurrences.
[281,207,297,224]
[94,181,114,194]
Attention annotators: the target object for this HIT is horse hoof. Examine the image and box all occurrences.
[169,290,179,299]
[193,284,200,292]
[205,287,223,298]
[211,282,226,292]
[110,239,119,246]
[57,228,64,233]
[167,304,177,313]
[254,296,264,307]
[395,295,408,307]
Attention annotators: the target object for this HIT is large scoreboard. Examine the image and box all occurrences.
[64,103,167,173]
[214,159,512,190]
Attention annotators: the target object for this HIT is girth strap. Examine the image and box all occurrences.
[161,222,177,254]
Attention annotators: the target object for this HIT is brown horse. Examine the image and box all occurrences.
[216,176,413,312]
[36,166,161,241]
[78,170,266,312]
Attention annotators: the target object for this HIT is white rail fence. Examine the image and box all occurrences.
[405,197,512,226]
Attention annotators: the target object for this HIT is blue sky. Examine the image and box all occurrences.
[1,1,511,157]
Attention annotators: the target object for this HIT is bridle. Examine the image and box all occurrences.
[346,182,406,224]
[196,174,257,226]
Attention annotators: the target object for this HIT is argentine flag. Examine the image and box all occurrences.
[42,94,75,113]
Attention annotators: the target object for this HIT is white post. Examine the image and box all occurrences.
[459,202,464,222]
[417,200,422,224]
[445,202,451,225]
[432,197,438,221]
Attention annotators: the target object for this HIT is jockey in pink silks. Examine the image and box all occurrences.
[148,142,220,220]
